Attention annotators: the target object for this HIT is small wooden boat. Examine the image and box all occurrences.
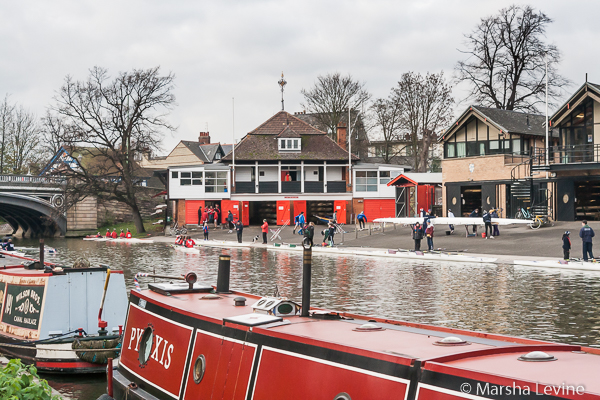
[170,244,200,254]
[0,253,128,373]
[514,259,600,271]
[0,250,27,258]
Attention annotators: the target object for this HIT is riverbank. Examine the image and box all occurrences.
[157,220,598,263]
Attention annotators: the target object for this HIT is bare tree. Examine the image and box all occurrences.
[367,97,408,164]
[393,72,454,172]
[456,5,569,112]
[7,106,41,174]
[0,96,14,174]
[48,66,176,233]
[301,72,371,141]
[40,111,70,159]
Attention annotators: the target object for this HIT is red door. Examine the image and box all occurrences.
[333,200,347,224]
[276,201,291,226]
[241,201,250,226]
[292,201,306,222]
[221,200,240,224]
[185,200,205,225]
[417,185,435,213]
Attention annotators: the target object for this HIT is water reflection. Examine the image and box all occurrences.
[12,238,600,398]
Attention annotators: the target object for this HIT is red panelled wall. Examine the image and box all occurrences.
[241,201,249,226]
[363,199,396,220]
[334,200,347,224]
[221,200,240,223]
[416,185,435,213]
[185,200,205,225]
[292,201,306,221]
[276,201,291,225]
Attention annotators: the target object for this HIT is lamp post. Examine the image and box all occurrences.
[545,58,549,167]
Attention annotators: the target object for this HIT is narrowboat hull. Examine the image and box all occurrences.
[107,286,600,399]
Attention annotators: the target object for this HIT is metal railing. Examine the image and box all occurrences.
[532,144,600,166]
[0,174,66,185]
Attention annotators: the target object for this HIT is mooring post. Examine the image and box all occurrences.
[107,357,113,397]
[369,223,372,236]
[301,243,312,317]
[216,254,231,293]
[39,239,44,267]
[355,222,358,239]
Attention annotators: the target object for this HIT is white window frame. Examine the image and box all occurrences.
[278,138,301,151]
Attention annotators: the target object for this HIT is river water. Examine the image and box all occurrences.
[11,238,600,399]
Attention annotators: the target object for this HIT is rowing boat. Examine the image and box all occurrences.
[169,244,200,254]
[83,237,154,243]
[196,240,252,248]
[513,259,600,271]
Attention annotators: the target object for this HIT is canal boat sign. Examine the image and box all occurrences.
[0,253,128,373]
[102,250,600,400]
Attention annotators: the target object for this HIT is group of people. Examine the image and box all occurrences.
[198,206,220,229]
[1,239,14,251]
[174,235,196,248]
[412,220,435,251]
[459,208,500,238]
[97,228,132,239]
[562,220,597,261]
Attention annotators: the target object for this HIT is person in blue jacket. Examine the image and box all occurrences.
[293,212,305,234]
[579,220,595,261]
[357,211,367,230]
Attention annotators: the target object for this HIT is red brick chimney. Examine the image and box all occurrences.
[198,132,210,144]
[337,122,347,150]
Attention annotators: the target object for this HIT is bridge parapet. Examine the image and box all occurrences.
[0,175,66,186]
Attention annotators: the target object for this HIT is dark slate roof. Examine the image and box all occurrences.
[221,144,233,156]
[180,142,225,163]
[550,82,600,125]
[472,106,546,136]
[223,111,357,161]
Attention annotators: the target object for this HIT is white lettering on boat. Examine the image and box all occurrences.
[151,335,163,362]
[165,343,174,370]
[126,325,176,370]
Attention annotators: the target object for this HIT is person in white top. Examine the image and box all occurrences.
[447,209,455,234]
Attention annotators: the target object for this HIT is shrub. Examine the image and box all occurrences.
[0,359,62,400]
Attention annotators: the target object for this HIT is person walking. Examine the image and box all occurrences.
[412,222,423,251]
[357,211,367,230]
[304,222,315,247]
[332,211,337,224]
[261,219,269,244]
[213,206,220,229]
[197,206,202,225]
[328,223,336,246]
[235,220,243,243]
[447,209,455,234]
[491,209,500,237]
[425,222,434,251]
[562,231,571,260]
[483,209,494,239]
[227,211,234,233]
[203,222,209,241]
[579,220,595,261]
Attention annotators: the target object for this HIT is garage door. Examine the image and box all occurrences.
[186,200,205,225]
[364,199,395,221]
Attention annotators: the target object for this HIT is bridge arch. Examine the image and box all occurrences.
[0,193,66,237]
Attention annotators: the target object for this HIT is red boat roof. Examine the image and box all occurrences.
[137,288,559,364]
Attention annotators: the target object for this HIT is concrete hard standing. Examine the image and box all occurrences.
[177,220,600,260]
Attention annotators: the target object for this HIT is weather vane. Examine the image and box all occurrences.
[278,72,287,111]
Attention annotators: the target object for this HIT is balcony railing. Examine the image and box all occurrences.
[327,181,346,193]
[281,181,301,193]
[235,181,255,193]
[0,174,66,185]
[304,181,324,193]
[533,144,600,166]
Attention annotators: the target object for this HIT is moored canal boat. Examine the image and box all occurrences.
[0,253,128,373]
[103,249,600,399]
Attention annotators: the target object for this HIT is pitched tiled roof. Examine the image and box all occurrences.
[180,142,226,163]
[472,106,545,136]
[223,111,357,161]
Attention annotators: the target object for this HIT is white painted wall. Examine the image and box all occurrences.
[236,167,253,182]
[169,166,230,200]
[327,166,343,181]
[304,166,320,181]
[258,167,278,181]
[352,165,404,199]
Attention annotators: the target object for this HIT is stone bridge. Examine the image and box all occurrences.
[0,175,68,237]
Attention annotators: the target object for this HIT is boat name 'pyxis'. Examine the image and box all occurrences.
[127,326,174,369]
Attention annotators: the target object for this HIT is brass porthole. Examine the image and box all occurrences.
[563,194,569,204]
[452,197,457,205]
[138,327,154,366]
[193,355,206,384]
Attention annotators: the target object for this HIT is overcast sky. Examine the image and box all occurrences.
[1,0,598,153]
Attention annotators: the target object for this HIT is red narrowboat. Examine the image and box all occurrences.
[107,254,600,399]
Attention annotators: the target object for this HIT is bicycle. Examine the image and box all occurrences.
[170,221,188,236]
[515,207,532,219]
[515,207,554,229]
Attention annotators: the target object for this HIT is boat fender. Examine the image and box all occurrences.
[72,338,121,364]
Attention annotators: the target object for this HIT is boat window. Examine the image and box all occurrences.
[193,355,206,384]
[138,327,154,366]
[334,393,351,400]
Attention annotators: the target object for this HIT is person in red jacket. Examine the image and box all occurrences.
[119,229,125,238]
[175,235,182,245]
[261,219,269,244]
[111,229,118,239]
[201,210,208,224]
[125,229,132,239]
[105,229,111,238]
[185,236,195,248]
[213,206,220,229]
[425,222,434,251]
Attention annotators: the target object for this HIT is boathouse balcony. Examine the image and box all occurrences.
[532,144,600,171]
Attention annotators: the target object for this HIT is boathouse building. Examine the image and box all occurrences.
[166,111,405,225]
[440,82,600,221]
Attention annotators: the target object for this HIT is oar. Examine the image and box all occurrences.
[97,265,111,334]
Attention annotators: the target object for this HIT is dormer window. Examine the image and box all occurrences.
[215,152,222,160]
[278,138,301,151]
